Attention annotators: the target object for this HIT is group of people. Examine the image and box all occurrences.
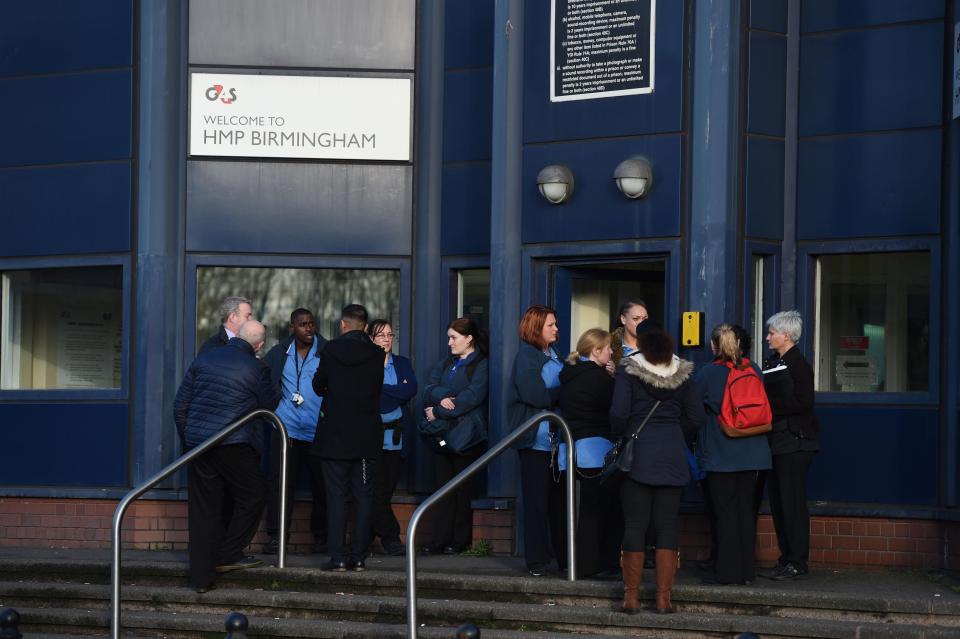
[505,301,820,616]
[174,294,820,614]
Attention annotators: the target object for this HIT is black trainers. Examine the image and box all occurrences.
[528,564,549,577]
[347,558,366,572]
[770,563,805,581]
[322,558,348,572]
[215,556,263,573]
[262,537,279,555]
[382,540,406,556]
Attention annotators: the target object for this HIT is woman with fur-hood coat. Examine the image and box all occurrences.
[610,329,703,615]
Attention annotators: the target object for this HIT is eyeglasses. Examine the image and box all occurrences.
[374,332,396,340]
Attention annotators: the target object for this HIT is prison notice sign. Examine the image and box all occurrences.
[189,73,412,161]
[550,0,655,102]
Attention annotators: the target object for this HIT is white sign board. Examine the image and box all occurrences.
[953,22,960,119]
[189,73,412,161]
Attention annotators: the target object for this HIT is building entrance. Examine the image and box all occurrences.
[553,260,667,354]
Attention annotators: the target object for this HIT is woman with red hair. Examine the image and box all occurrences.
[506,305,562,576]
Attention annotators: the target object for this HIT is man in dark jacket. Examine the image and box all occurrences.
[260,308,328,554]
[173,320,280,592]
[198,296,253,354]
[312,304,384,571]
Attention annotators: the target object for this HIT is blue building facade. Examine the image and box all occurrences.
[1,0,958,559]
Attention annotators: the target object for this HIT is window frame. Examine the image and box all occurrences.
[0,255,131,401]
[797,238,940,405]
[742,241,781,364]
[183,254,412,366]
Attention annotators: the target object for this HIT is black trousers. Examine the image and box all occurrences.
[518,449,556,569]
[432,448,480,549]
[265,433,327,541]
[619,479,682,552]
[550,471,623,577]
[768,450,814,570]
[320,457,376,563]
[371,449,404,544]
[707,470,759,584]
[187,444,266,589]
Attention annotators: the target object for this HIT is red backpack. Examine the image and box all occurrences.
[717,359,772,438]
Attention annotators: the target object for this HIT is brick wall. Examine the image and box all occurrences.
[0,497,956,569]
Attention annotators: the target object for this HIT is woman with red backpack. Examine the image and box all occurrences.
[694,324,772,586]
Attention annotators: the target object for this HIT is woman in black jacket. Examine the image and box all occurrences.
[610,329,700,614]
[555,328,620,579]
[420,317,488,554]
[760,310,819,581]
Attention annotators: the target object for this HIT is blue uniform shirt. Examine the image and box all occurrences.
[532,347,562,452]
[381,355,404,451]
[274,339,323,442]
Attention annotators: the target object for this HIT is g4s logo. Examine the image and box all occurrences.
[205,84,237,104]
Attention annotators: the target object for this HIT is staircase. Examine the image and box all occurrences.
[1,549,959,638]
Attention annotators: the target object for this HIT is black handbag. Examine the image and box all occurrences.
[600,400,661,484]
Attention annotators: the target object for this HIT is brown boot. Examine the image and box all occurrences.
[620,551,644,614]
[655,549,678,614]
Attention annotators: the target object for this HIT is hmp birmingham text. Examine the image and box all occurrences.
[202,129,376,148]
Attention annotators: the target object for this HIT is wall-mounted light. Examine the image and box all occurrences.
[613,157,653,199]
[536,164,575,204]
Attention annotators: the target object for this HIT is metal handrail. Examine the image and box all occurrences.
[110,409,290,639]
[405,411,576,638]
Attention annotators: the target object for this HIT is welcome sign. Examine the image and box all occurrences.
[189,73,412,161]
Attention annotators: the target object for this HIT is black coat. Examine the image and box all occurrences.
[173,337,281,451]
[558,360,614,441]
[311,330,384,460]
[197,325,229,355]
[763,346,820,455]
[610,355,700,486]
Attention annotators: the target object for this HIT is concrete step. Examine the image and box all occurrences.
[3,580,960,639]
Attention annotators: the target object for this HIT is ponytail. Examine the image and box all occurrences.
[711,323,748,369]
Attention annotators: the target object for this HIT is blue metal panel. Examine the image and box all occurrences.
[744,138,785,240]
[746,32,786,137]
[799,23,943,136]
[0,0,133,77]
[521,135,682,243]
[0,163,131,255]
[750,0,787,33]
[445,0,494,68]
[0,71,133,167]
[0,404,129,487]
[186,161,413,255]
[801,0,944,33]
[441,163,492,255]
[443,68,494,162]
[807,406,938,505]
[797,130,941,239]
[522,0,684,143]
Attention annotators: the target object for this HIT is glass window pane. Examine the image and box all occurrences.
[1,266,123,390]
[750,255,765,363]
[195,267,401,354]
[814,252,929,393]
[457,269,490,333]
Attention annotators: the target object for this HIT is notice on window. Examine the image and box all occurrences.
[56,309,121,389]
[550,0,655,102]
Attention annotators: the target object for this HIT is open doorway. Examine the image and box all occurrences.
[553,260,667,354]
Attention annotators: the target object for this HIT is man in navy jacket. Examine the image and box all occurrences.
[174,320,280,592]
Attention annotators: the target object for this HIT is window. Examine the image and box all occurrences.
[195,267,401,353]
[1,266,123,390]
[814,252,929,393]
[749,255,765,363]
[456,269,490,333]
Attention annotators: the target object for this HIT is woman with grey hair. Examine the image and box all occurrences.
[760,310,819,581]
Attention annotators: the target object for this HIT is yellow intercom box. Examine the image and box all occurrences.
[681,312,703,347]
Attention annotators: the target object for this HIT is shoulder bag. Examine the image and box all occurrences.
[600,400,660,484]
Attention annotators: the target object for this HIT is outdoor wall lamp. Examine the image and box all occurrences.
[613,157,653,199]
[536,164,575,204]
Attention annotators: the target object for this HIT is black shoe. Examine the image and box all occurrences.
[215,555,263,573]
[312,539,328,554]
[382,540,406,556]
[528,564,549,577]
[759,564,786,579]
[592,568,623,581]
[420,544,443,555]
[262,537,279,555]
[770,563,805,581]
[700,575,731,586]
[322,559,348,572]
[443,544,467,555]
[194,583,216,594]
[697,558,716,572]
[347,559,366,572]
